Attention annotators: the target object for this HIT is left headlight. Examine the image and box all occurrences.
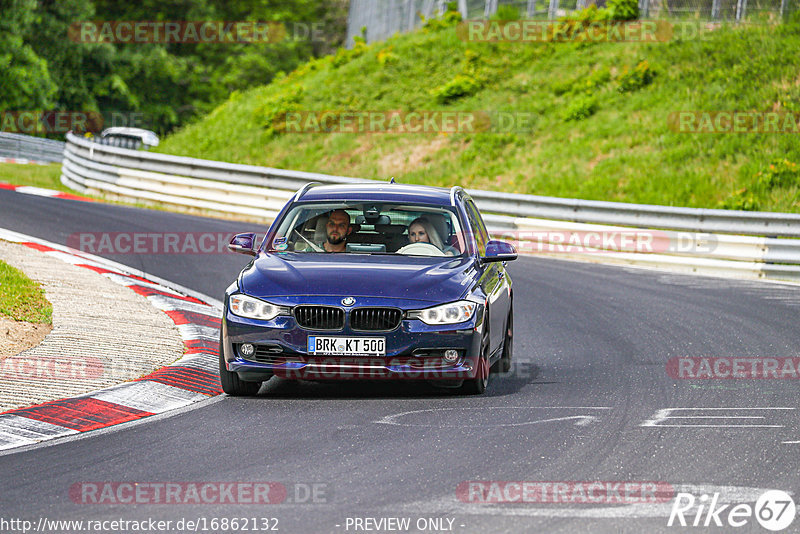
[408,300,477,325]
[229,294,286,320]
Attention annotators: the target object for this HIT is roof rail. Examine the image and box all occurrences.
[449,186,464,206]
[294,182,322,201]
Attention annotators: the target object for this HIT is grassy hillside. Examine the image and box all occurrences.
[157,15,800,212]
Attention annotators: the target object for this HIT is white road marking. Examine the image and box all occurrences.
[100,273,187,295]
[0,415,78,450]
[375,407,610,427]
[43,250,117,269]
[15,186,60,197]
[146,294,218,315]
[641,407,794,428]
[171,352,218,372]
[177,323,219,341]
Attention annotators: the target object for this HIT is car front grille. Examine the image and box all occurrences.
[350,307,402,331]
[294,305,345,330]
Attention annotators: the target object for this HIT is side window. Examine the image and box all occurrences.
[465,200,488,256]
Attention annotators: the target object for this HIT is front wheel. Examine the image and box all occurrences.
[460,339,489,395]
[219,338,261,396]
[492,306,513,374]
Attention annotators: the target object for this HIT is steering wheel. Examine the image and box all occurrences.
[396,242,446,256]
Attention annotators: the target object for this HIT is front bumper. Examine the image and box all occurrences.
[222,305,484,382]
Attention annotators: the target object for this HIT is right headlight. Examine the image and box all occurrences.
[229,294,287,320]
[408,300,477,325]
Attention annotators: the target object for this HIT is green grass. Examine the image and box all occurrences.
[155,15,800,213]
[0,259,52,324]
[0,163,66,192]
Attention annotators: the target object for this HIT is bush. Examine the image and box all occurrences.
[718,188,759,211]
[432,48,485,104]
[256,85,305,136]
[755,158,800,189]
[377,46,399,66]
[562,95,598,121]
[492,5,522,20]
[553,5,613,43]
[423,4,463,30]
[617,60,656,92]
[332,36,369,68]
[432,74,483,103]
[608,0,640,20]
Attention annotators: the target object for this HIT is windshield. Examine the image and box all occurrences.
[267,202,467,257]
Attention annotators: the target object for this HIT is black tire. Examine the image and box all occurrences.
[460,335,489,395]
[219,337,261,396]
[492,305,513,374]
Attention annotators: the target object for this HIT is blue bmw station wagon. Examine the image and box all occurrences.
[220,183,516,395]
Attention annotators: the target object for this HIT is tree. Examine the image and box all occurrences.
[0,0,57,113]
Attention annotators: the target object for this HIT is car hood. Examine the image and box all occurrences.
[239,253,477,304]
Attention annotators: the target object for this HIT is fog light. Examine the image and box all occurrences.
[240,343,255,357]
[443,350,459,363]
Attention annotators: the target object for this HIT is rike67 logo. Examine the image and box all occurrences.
[668,490,796,531]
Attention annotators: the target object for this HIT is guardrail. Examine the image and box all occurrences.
[61,132,800,283]
[0,132,65,164]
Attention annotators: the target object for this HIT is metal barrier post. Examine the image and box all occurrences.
[735,0,747,21]
[548,0,559,18]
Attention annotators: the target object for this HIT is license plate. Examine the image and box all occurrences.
[307,336,385,356]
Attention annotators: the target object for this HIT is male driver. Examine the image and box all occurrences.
[321,209,352,252]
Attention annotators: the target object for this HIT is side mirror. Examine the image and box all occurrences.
[482,240,517,263]
[228,233,257,256]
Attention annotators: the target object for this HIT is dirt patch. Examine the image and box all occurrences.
[377,136,450,176]
[0,316,51,359]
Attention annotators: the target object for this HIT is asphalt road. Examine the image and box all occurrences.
[1,190,799,534]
